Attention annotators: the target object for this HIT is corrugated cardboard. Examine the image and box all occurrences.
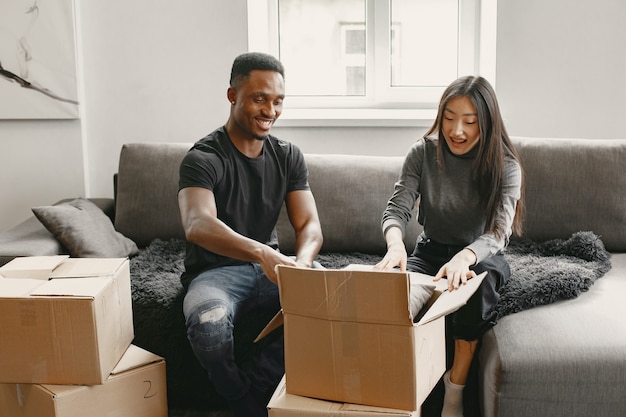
[0,256,69,280]
[275,265,486,411]
[0,345,168,417]
[0,258,134,385]
[268,375,420,417]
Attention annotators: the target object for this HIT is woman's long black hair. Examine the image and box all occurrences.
[425,75,525,238]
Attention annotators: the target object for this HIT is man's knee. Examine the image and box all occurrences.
[186,300,233,354]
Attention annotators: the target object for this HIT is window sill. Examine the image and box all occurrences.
[275,108,437,128]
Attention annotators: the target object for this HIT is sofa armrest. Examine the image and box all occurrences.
[0,216,64,266]
[0,198,115,266]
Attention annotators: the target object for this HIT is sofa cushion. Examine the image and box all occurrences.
[479,252,626,417]
[511,137,626,252]
[115,143,191,248]
[32,198,139,258]
[277,153,421,255]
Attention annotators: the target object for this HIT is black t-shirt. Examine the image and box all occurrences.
[178,126,310,288]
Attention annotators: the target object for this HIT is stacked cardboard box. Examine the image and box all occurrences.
[268,376,420,417]
[0,256,168,417]
[264,265,485,416]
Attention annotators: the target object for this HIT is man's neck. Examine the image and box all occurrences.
[224,122,265,158]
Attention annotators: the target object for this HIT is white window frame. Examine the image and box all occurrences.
[247,0,497,127]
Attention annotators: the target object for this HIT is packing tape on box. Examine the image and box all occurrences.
[16,384,25,407]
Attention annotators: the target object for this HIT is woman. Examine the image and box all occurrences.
[375,75,524,417]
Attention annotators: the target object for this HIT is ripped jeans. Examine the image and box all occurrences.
[182,263,283,407]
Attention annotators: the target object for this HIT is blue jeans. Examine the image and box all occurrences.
[183,263,282,415]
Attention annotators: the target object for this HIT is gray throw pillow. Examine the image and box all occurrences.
[32,198,139,258]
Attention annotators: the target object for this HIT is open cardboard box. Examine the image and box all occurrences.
[0,257,134,385]
[259,265,485,411]
[0,345,167,417]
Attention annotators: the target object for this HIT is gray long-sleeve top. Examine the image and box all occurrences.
[382,137,522,263]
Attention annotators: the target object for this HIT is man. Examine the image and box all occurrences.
[177,52,323,417]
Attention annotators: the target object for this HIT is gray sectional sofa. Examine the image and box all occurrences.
[0,137,624,416]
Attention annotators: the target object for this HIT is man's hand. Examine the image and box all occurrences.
[179,187,299,284]
[257,246,297,284]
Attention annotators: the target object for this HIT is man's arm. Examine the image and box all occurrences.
[178,186,296,282]
[284,190,323,268]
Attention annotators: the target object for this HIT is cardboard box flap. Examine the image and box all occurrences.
[0,255,69,279]
[254,310,284,343]
[37,383,78,397]
[110,345,164,375]
[277,266,412,326]
[50,258,127,278]
[416,271,487,325]
[0,278,43,297]
[30,276,109,298]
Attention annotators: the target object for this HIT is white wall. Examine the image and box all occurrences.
[496,0,626,138]
[1,0,625,231]
[0,120,84,230]
[0,0,248,231]
[78,0,248,198]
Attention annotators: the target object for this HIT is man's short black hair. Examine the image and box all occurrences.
[229,52,285,88]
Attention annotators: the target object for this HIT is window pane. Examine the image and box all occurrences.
[390,0,458,87]
[278,0,366,96]
[346,66,365,95]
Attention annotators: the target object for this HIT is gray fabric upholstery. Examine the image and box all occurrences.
[115,143,190,247]
[276,153,420,254]
[113,145,421,253]
[0,216,64,266]
[511,137,626,251]
[32,198,138,258]
[112,138,626,253]
[476,137,626,417]
[480,253,626,417]
[0,198,115,266]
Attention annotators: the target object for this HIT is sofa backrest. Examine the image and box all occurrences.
[275,153,420,255]
[511,137,626,252]
[114,143,418,253]
[115,143,191,248]
[114,137,626,254]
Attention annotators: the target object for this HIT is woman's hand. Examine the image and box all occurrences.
[433,248,477,291]
[375,227,407,271]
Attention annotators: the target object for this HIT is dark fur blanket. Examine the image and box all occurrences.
[129,230,611,409]
[312,231,612,318]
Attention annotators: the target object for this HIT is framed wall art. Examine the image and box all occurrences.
[0,0,79,119]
